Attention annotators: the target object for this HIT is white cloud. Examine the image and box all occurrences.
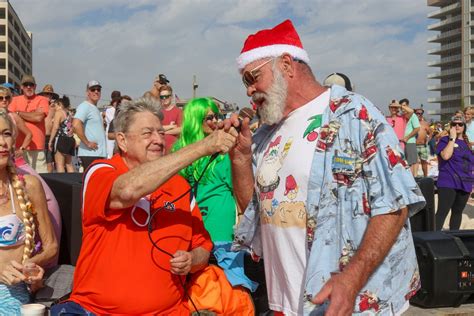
[8,0,436,118]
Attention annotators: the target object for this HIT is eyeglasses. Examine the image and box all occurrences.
[0,96,11,101]
[203,114,218,122]
[242,58,274,88]
[23,83,35,88]
[450,122,464,127]
[89,87,101,93]
[160,94,171,100]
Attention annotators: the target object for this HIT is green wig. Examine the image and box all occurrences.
[172,97,224,183]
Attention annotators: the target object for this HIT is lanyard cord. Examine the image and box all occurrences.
[146,153,218,315]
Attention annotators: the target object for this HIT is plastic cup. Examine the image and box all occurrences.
[20,303,45,316]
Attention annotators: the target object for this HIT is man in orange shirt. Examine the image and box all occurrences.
[50,97,238,315]
[9,75,49,173]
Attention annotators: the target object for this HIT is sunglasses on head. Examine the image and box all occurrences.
[0,96,11,101]
[160,94,171,100]
[89,87,101,93]
[23,83,35,88]
[203,114,218,122]
[450,122,464,127]
[242,58,275,88]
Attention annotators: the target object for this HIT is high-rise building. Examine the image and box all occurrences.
[0,0,32,88]
[426,0,470,121]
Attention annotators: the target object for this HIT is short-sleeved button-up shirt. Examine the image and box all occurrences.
[233,85,426,315]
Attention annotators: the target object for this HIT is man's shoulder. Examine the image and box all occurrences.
[34,95,49,103]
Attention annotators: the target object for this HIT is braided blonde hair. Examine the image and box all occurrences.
[0,108,36,263]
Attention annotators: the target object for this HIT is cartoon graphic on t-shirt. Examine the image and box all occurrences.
[284,175,298,200]
[267,174,306,226]
[257,135,292,202]
[303,114,322,142]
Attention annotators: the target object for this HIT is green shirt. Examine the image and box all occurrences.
[404,114,420,144]
[187,155,236,242]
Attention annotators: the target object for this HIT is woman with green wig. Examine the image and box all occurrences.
[172,97,236,242]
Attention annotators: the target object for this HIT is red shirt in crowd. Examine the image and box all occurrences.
[162,105,183,153]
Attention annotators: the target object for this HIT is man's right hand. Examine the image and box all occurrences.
[86,141,98,150]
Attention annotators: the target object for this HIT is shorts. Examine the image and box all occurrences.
[416,144,429,162]
[404,143,417,166]
[45,135,55,163]
[55,136,76,156]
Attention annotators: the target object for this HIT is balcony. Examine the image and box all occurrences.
[439,106,461,115]
[427,54,461,67]
[428,0,457,7]
[427,67,461,79]
[427,81,461,91]
[428,28,461,43]
[428,15,461,31]
[427,41,461,55]
[428,2,461,19]
[427,94,461,103]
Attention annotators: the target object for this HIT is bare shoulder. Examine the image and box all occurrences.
[23,174,42,192]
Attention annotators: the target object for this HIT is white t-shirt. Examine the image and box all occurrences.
[105,106,116,158]
[255,90,330,315]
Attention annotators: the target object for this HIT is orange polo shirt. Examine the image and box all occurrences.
[69,155,213,315]
[9,94,49,150]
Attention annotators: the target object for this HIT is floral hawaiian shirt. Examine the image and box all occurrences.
[232,85,426,315]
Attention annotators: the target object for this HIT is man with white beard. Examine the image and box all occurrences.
[228,20,426,316]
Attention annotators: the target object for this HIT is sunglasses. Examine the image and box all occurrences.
[23,83,35,88]
[89,87,101,93]
[160,94,171,100]
[242,58,274,88]
[0,96,11,101]
[415,112,423,115]
[203,114,218,122]
[450,122,464,127]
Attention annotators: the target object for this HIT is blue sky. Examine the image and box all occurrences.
[10,1,437,117]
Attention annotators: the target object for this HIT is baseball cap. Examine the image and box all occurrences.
[21,75,36,85]
[155,74,169,85]
[87,80,102,89]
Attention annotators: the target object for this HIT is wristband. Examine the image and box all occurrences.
[449,138,455,142]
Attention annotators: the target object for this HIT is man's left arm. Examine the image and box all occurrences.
[312,208,408,314]
[313,100,425,315]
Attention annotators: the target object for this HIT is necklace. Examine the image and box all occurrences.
[0,181,10,206]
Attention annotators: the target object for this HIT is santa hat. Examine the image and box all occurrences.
[237,19,310,70]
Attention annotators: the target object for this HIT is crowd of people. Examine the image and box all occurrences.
[0,19,473,315]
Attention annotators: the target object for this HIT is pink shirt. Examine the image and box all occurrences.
[386,115,406,140]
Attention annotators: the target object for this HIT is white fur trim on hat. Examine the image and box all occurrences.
[237,44,310,70]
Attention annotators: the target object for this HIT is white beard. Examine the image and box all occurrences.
[253,67,288,125]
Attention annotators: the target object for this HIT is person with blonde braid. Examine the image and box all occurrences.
[0,109,58,314]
